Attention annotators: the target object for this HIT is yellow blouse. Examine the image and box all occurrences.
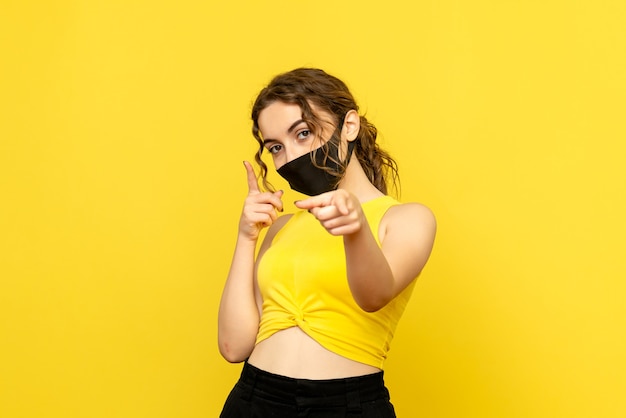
[256,195,416,369]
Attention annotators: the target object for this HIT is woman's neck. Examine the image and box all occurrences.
[337,156,385,203]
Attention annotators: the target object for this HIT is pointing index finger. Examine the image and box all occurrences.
[243,161,260,194]
[294,192,332,210]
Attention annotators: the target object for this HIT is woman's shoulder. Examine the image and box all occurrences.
[388,201,435,220]
[377,201,436,280]
[381,200,436,240]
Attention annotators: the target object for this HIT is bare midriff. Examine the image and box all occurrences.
[247,326,380,379]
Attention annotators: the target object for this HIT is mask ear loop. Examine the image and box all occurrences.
[311,115,344,167]
[330,115,357,189]
[310,112,354,179]
[337,112,358,168]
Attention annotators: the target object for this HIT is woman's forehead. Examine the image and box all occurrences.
[258,101,334,137]
[257,102,303,137]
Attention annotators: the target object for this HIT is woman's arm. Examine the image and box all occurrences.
[296,190,436,312]
[218,235,260,362]
[344,202,436,311]
[217,162,284,362]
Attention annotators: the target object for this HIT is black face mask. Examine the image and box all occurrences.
[277,140,356,196]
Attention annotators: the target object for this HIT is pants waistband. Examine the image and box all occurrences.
[238,361,390,408]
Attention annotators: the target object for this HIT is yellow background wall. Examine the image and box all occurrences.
[1,1,625,417]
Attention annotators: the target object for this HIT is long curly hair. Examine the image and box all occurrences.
[251,68,399,196]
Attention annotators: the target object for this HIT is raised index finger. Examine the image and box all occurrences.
[243,161,260,194]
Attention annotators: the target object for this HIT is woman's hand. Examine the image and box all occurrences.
[294,189,364,236]
[239,161,284,241]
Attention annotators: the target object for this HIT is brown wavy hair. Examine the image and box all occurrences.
[251,68,399,196]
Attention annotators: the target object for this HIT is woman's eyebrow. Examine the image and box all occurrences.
[263,119,306,143]
[286,119,305,134]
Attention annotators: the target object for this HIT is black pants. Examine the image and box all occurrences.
[220,362,396,417]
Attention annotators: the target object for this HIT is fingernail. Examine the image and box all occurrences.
[294,200,301,204]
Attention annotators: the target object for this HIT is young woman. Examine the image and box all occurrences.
[218,68,436,417]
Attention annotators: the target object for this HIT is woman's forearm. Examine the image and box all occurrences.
[217,236,260,362]
[343,224,396,312]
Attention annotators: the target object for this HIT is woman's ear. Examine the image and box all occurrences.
[341,110,360,142]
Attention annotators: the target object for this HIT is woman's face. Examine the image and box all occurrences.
[257,101,336,170]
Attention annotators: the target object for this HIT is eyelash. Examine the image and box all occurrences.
[266,130,312,154]
[268,144,282,154]
[297,129,311,140]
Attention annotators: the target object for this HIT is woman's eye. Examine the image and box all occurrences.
[297,130,311,140]
[268,144,282,154]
